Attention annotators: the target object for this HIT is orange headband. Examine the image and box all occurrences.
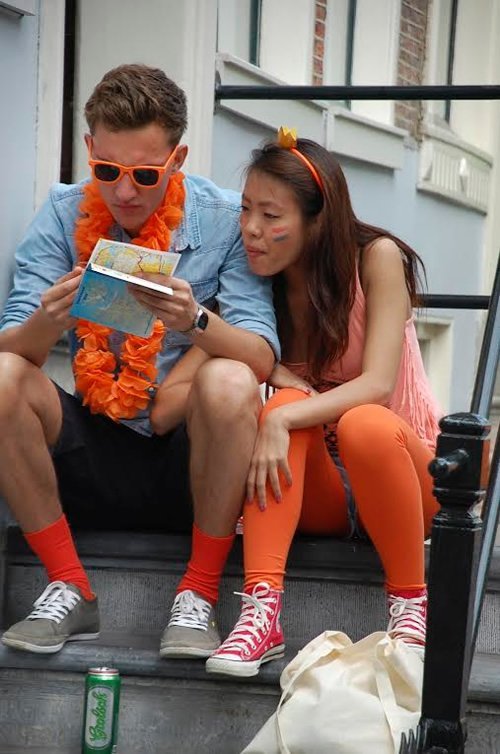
[277,126,324,193]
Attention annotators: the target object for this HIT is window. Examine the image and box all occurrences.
[217,0,262,65]
[427,0,458,123]
[324,0,400,125]
[217,0,315,84]
[323,0,357,90]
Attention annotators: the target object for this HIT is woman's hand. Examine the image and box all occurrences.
[247,409,292,511]
[39,267,84,331]
[267,363,315,395]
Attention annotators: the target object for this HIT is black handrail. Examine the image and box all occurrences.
[420,295,489,310]
[472,431,500,656]
[410,414,491,753]
[470,256,500,653]
[216,84,500,102]
[470,257,500,417]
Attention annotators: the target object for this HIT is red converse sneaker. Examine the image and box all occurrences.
[387,590,427,653]
[206,582,285,677]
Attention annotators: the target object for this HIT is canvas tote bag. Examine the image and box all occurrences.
[241,630,423,754]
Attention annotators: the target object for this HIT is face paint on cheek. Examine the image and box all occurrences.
[272,226,290,242]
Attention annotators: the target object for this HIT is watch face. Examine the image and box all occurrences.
[197,311,209,331]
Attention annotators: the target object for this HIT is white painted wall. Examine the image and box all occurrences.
[0,5,39,308]
[451,0,498,155]
[34,0,65,210]
[444,0,500,299]
[73,0,217,181]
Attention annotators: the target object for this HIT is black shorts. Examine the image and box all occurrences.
[51,385,193,532]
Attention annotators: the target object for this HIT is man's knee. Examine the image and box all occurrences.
[188,358,260,424]
[0,352,60,435]
[0,353,35,415]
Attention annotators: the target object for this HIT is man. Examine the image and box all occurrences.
[0,64,279,658]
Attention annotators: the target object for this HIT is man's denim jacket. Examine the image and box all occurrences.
[0,175,280,435]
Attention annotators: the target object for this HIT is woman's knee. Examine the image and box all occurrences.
[261,388,309,422]
[337,404,407,460]
[338,404,388,437]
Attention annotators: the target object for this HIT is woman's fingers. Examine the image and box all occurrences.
[246,463,257,504]
[255,461,269,511]
[279,458,293,488]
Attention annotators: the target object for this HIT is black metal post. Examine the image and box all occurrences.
[408,413,490,753]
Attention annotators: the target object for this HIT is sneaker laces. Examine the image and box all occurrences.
[28,581,81,624]
[219,583,278,656]
[168,590,212,631]
[387,593,427,646]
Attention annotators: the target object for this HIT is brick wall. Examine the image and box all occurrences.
[313,0,327,85]
[395,0,431,140]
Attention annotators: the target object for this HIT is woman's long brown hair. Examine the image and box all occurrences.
[247,139,426,380]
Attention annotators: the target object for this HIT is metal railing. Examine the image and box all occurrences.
[216,80,500,753]
[215,83,500,103]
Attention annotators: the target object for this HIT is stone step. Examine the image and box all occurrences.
[0,632,498,753]
[3,530,500,654]
[3,529,387,645]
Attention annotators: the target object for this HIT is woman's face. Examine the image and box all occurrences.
[240,170,307,277]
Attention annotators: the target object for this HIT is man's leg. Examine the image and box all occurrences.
[0,353,64,530]
[160,358,261,658]
[0,353,98,653]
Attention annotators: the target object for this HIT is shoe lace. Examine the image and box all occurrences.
[28,581,80,624]
[387,594,427,643]
[168,590,211,630]
[220,583,278,656]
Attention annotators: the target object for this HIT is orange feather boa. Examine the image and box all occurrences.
[73,173,185,421]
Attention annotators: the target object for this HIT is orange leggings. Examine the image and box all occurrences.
[243,389,439,592]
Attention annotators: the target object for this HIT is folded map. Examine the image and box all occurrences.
[70,238,181,337]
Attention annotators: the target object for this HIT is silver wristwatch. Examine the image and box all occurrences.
[184,306,209,334]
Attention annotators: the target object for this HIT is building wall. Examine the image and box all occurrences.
[0,5,39,308]
[395,0,429,138]
[72,0,217,182]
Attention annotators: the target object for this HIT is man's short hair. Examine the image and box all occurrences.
[84,63,188,144]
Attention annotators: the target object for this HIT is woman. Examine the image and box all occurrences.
[205,128,442,678]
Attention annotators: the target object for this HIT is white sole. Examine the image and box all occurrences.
[160,645,217,659]
[2,632,100,654]
[206,645,285,678]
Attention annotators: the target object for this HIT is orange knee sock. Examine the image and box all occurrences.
[177,524,235,605]
[24,514,94,600]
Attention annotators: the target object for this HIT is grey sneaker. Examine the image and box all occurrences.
[160,589,221,659]
[2,581,100,654]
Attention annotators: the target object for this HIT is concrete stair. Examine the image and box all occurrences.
[0,529,499,753]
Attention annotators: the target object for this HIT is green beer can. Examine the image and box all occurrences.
[82,667,121,753]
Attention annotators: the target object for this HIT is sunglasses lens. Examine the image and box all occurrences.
[94,163,121,183]
[133,168,160,187]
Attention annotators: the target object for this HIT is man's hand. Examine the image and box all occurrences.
[129,274,198,332]
[40,267,84,332]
